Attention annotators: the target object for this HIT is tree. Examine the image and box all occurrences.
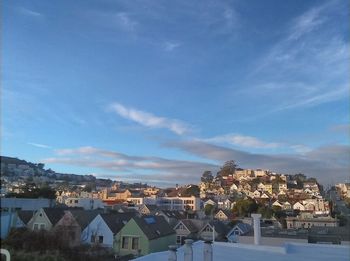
[201,171,214,183]
[37,163,45,169]
[204,204,215,216]
[183,185,200,197]
[257,205,273,219]
[233,199,258,217]
[217,160,236,177]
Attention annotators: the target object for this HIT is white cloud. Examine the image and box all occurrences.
[288,4,327,40]
[109,103,191,135]
[27,142,51,149]
[115,12,138,31]
[43,146,217,185]
[18,7,42,17]
[251,1,349,112]
[204,134,281,149]
[164,41,181,51]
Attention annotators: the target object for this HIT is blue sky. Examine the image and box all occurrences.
[2,0,349,186]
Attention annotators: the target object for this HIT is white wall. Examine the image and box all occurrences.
[81,214,114,248]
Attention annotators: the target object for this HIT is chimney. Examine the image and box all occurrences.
[203,241,213,261]
[251,213,262,245]
[168,245,177,261]
[184,239,193,261]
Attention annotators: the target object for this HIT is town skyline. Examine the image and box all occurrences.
[2,0,349,186]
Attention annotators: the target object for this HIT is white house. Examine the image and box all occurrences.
[282,201,292,210]
[82,213,134,248]
[272,201,283,208]
[293,202,305,211]
[65,198,104,210]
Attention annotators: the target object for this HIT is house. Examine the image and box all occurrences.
[64,198,104,210]
[293,202,305,211]
[54,211,81,247]
[217,199,234,210]
[253,190,261,198]
[203,199,216,208]
[139,204,158,215]
[27,208,66,231]
[69,209,104,242]
[173,219,204,245]
[282,201,292,210]
[198,220,230,242]
[286,213,338,229]
[226,222,252,242]
[263,183,273,194]
[272,200,283,208]
[214,209,234,222]
[157,196,201,211]
[17,210,35,226]
[114,215,176,257]
[1,211,27,239]
[154,209,186,226]
[82,212,135,248]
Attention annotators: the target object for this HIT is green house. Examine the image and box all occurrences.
[114,215,176,257]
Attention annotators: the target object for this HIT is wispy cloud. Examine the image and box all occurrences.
[43,146,217,185]
[250,0,349,113]
[163,41,181,51]
[288,3,328,40]
[27,142,51,149]
[115,12,138,32]
[109,103,192,135]
[203,134,281,149]
[163,140,350,185]
[18,7,43,17]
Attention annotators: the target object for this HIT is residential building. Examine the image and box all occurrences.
[27,208,66,231]
[173,219,204,245]
[286,213,338,229]
[214,209,234,222]
[64,197,104,210]
[157,196,200,211]
[198,220,230,241]
[82,212,135,248]
[114,215,176,257]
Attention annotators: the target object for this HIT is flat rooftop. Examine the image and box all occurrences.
[133,241,350,261]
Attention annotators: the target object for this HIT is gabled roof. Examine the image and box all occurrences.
[18,210,35,225]
[132,215,175,240]
[144,204,158,211]
[215,209,233,218]
[227,222,252,237]
[101,212,136,234]
[43,208,66,226]
[199,220,230,236]
[157,210,186,220]
[175,219,199,233]
[69,209,103,230]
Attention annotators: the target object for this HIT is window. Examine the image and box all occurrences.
[75,200,78,203]
[98,236,103,243]
[176,236,181,244]
[204,226,213,232]
[132,237,139,250]
[177,224,185,230]
[122,236,129,249]
[91,235,96,243]
[34,223,45,230]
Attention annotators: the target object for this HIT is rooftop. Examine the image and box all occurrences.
[133,241,350,261]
